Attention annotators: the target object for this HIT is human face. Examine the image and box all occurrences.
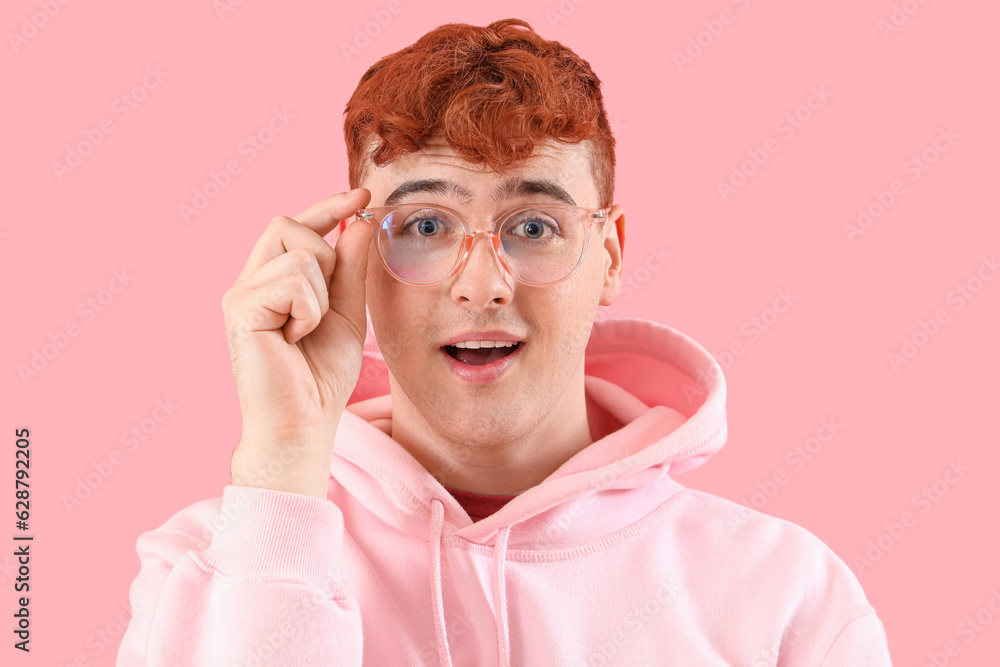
[361,136,624,447]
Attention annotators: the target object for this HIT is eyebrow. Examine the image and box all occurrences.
[382,176,577,207]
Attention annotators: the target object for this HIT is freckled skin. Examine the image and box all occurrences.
[361,136,625,495]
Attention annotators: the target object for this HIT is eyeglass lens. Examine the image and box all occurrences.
[376,206,590,285]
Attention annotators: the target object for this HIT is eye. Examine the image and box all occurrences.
[402,213,444,236]
[509,213,559,240]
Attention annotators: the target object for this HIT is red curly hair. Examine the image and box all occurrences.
[342,18,616,210]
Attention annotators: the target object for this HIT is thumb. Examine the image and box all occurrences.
[321,215,373,347]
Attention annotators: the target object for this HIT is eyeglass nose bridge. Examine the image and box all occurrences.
[449,228,514,283]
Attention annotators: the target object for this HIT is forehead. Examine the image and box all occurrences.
[366,136,598,205]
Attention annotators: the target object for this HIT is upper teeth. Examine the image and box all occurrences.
[452,340,518,349]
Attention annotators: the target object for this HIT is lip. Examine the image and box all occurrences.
[441,330,525,346]
[440,341,523,385]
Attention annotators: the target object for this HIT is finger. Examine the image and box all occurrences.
[295,188,371,234]
[330,214,373,344]
[237,189,371,283]
[240,247,330,320]
[238,216,336,285]
[224,272,323,346]
[301,214,373,361]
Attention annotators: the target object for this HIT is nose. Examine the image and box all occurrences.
[449,231,515,308]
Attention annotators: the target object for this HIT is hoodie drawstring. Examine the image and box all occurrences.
[429,498,453,667]
[429,497,513,667]
[493,523,512,667]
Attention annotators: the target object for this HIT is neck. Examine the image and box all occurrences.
[388,372,593,495]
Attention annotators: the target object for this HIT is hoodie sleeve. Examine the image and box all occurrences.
[116,484,363,667]
[819,610,893,666]
[768,540,894,667]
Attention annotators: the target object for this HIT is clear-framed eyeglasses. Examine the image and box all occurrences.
[353,202,611,287]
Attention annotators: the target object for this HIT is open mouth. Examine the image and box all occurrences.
[443,342,522,366]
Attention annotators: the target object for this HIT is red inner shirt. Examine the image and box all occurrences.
[443,485,517,522]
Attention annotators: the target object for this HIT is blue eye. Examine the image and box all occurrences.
[416,218,439,236]
[403,214,443,236]
[522,220,544,238]
[509,215,558,240]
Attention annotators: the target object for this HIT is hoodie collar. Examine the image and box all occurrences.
[338,314,727,528]
[333,313,727,667]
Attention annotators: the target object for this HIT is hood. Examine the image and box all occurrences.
[331,311,728,667]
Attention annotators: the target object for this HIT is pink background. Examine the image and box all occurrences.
[3,1,998,664]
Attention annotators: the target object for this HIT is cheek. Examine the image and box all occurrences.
[584,244,609,288]
[366,264,403,355]
[367,278,434,368]
[529,295,589,360]
[542,278,603,356]
[366,248,401,318]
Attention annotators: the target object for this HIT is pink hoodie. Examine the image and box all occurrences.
[117,316,893,666]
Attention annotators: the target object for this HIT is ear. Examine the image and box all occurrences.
[598,205,625,307]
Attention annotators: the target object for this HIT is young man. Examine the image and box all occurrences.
[118,18,892,666]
